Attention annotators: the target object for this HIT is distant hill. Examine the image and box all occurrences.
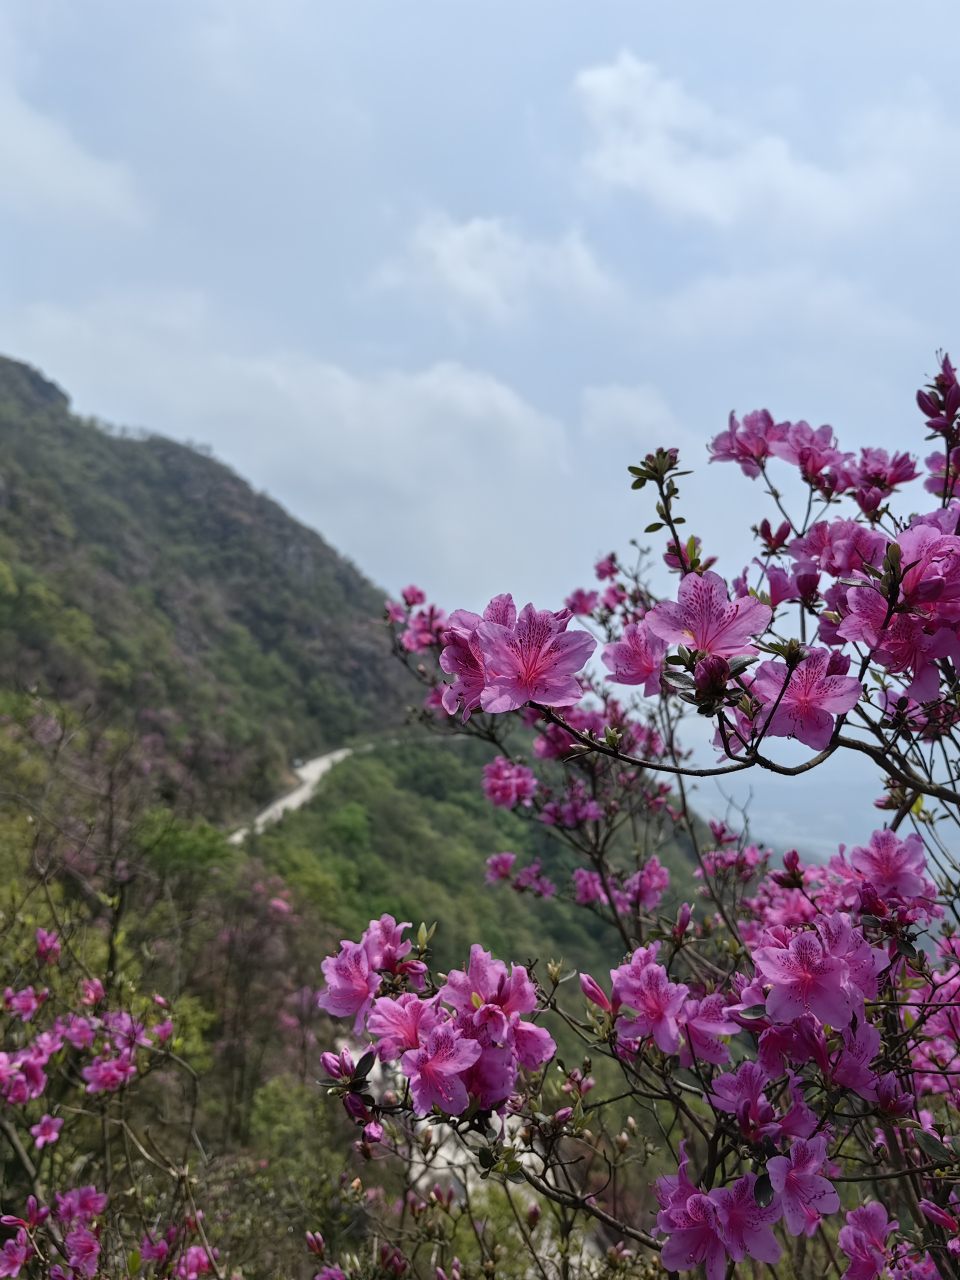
[0,356,413,819]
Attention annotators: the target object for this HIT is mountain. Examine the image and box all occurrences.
[0,355,413,819]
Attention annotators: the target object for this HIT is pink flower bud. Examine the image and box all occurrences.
[579,973,612,1013]
[305,1232,325,1258]
[526,1203,541,1230]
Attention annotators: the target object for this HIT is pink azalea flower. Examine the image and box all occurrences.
[509,1013,556,1069]
[647,571,772,659]
[400,1023,482,1115]
[81,978,104,1006]
[831,1022,881,1100]
[769,420,853,490]
[65,1226,100,1278]
[779,1070,819,1140]
[580,972,616,1014]
[367,993,440,1061]
[625,855,670,910]
[564,588,598,615]
[485,852,516,883]
[0,1230,30,1279]
[752,647,862,750]
[838,1202,898,1280]
[175,1245,218,1279]
[708,409,787,478]
[35,929,60,964]
[753,929,852,1028]
[317,941,382,1033]
[81,1053,137,1093]
[837,588,960,702]
[55,1186,107,1224]
[767,1134,840,1236]
[656,1139,697,1219]
[594,554,618,580]
[439,596,517,720]
[475,603,596,713]
[849,829,930,901]
[441,945,536,1042]
[659,1193,728,1280]
[615,962,689,1055]
[30,1114,63,1149]
[401,585,426,607]
[709,1061,779,1140]
[572,868,606,904]
[678,994,735,1068]
[601,620,666,694]
[790,519,888,578]
[482,756,538,809]
[815,913,888,1015]
[4,987,41,1021]
[709,1173,782,1264]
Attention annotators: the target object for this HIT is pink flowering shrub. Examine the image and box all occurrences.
[357,356,960,1280]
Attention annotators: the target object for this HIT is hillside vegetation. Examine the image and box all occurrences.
[0,356,413,820]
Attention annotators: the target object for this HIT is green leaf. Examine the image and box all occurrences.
[896,937,918,959]
[915,1129,955,1165]
[127,1250,142,1275]
[354,1050,376,1079]
[754,1173,774,1208]
[644,523,665,533]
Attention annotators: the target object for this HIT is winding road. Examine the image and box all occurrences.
[226,747,355,845]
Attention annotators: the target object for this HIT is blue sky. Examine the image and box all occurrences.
[0,0,957,853]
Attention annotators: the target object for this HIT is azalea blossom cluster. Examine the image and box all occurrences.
[0,922,223,1280]
[364,356,960,1280]
[319,917,555,1121]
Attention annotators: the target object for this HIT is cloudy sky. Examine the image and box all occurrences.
[0,0,957,853]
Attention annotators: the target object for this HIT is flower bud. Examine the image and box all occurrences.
[526,1203,541,1230]
[305,1232,324,1258]
[693,655,730,698]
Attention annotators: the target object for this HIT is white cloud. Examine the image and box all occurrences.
[379,212,618,323]
[575,51,946,235]
[0,80,142,223]
[651,266,919,345]
[1,291,575,608]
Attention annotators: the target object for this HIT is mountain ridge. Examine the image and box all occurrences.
[0,354,414,818]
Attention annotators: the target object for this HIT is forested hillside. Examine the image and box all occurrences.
[0,356,413,819]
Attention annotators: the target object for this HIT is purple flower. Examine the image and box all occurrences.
[65,1226,100,1278]
[709,1173,782,1264]
[400,1023,482,1115]
[35,929,60,964]
[832,1022,881,1100]
[614,961,688,1055]
[767,1134,840,1237]
[659,1193,728,1280]
[838,1202,898,1280]
[849,829,930,902]
[647,571,771,659]
[55,1186,107,1224]
[0,1230,30,1279]
[482,757,537,809]
[81,1053,137,1093]
[601,621,666,694]
[30,1114,63,1149]
[317,941,382,1033]
[564,588,598,616]
[367,993,440,1062]
[752,648,862,751]
[476,603,596,712]
[753,930,852,1028]
[678,994,735,1068]
[439,596,517,721]
[708,409,787,478]
[485,852,516,883]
